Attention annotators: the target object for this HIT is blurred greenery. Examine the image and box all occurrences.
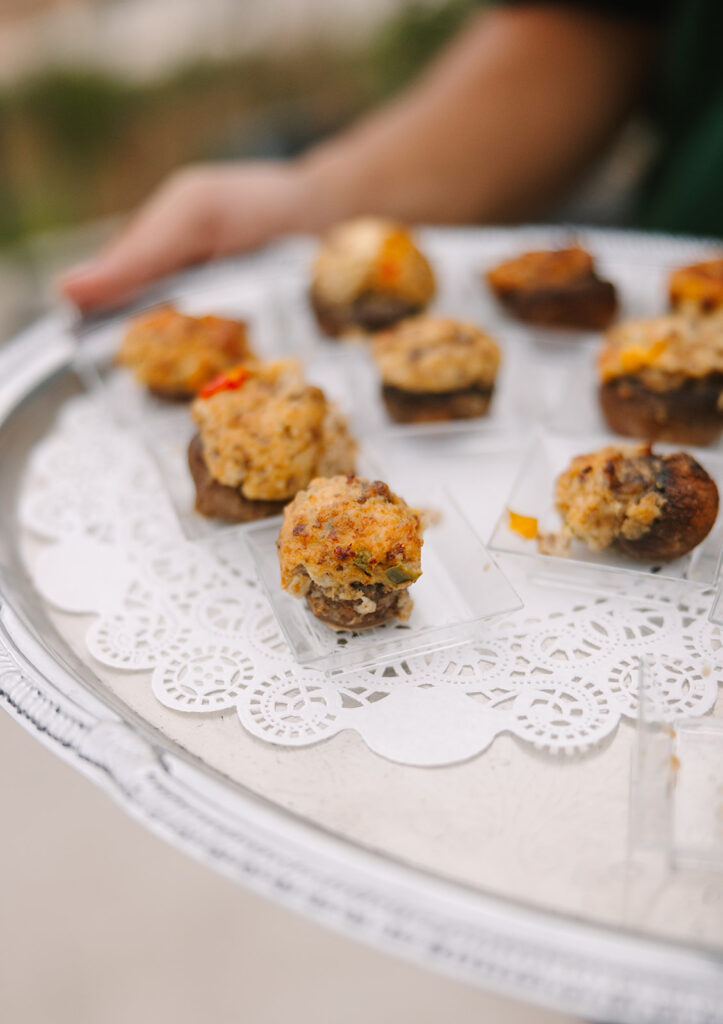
[16,70,135,159]
[371,0,477,95]
[0,0,475,249]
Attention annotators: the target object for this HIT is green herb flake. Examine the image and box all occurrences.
[385,564,420,585]
[353,548,373,576]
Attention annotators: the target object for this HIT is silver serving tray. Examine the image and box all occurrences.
[1,247,722,1024]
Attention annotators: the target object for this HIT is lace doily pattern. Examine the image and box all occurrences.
[20,394,723,766]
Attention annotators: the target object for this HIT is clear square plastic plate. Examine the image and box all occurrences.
[631,655,723,868]
[244,489,522,672]
[346,332,547,440]
[70,275,363,542]
[547,300,723,443]
[143,417,375,544]
[363,429,526,542]
[488,431,723,590]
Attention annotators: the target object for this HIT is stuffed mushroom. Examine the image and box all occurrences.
[310,218,435,337]
[278,475,424,629]
[553,443,718,563]
[117,305,255,399]
[371,315,500,423]
[485,246,617,330]
[189,361,356,522]
[598,313,723,446]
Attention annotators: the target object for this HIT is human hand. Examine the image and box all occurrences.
[58,161,310,312]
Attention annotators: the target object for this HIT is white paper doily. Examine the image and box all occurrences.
[18,392,722,766]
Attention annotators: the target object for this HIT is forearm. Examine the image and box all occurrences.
[59,4,656,310]
[293,5,655,226]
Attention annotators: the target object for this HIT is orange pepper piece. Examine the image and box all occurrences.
[377,231,412,284]
[618,338,668,374]
[379,257,400,283]
[507,508,538,540]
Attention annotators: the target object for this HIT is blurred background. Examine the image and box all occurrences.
[0,0,485,336]
[0,0,655,340]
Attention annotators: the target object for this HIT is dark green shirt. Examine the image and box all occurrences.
[639,0,723,238]
[498,0,723,238]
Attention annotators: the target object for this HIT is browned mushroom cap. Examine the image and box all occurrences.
[309,288,423,337]
[615,452,719,561]
[305,582,412,630]
[187,434,287,523]
[485,247,617,329]
[599,374,723,446]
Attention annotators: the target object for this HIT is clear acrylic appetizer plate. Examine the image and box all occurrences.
[546,342,611,436]
[244,492,522,672]
[142,403,378,542]
[266,235,504,357]
[139,406,213,541]
[489,431,723,592]
[364,428,526,542]
[543,340,721,441]
[634,718,723,869]
[631,656,723,869]
[71,278,365,542]
[347,331,546,441]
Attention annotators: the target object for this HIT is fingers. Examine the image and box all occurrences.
[58,168,219,312]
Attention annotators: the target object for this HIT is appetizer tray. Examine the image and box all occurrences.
[2,227,723,1023]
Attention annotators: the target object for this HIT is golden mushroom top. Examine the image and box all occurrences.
[117,305,254,395]
[669,257,723,313]
[278,475,423,601]
[191,361,356,502]
[311,217,435,309]
[486,246,597,294]
[598,312,723,390]
[372,315,500,392]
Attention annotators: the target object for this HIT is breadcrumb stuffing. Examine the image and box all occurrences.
[554,444,665,551]
[278,476,423,603]
[372,316,500,392]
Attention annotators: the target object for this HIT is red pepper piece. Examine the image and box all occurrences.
[199,365,251,399]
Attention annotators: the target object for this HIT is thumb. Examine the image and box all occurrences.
[57,258,135,312]
[57,171,217,312]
